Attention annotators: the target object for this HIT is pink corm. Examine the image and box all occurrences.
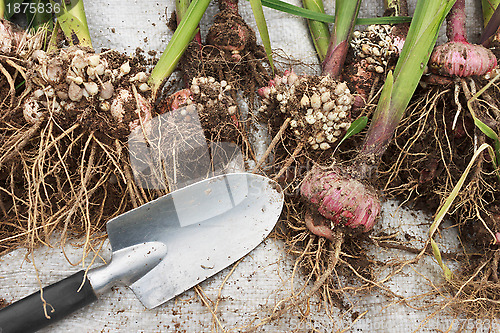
[300,165,381,240]
[430,42,497,77]
[429,0,497,77]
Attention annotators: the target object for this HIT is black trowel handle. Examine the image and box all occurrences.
[0,270,97,333]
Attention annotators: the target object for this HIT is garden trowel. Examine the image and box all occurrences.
[0,164,283,331]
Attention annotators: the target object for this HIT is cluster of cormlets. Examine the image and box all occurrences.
[23,46,150,127]
[258,72,353,151]
[350,25,398,74]
[190,76,238,116]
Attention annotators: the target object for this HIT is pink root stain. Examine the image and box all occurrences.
[165,89,193,112]
[258,71,299,99]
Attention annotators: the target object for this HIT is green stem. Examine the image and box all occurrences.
[148,0,211,95]
[358,0,456,176]
[321,0,361,77]
[303,0,330,62]
[0,0,4,19]
[176,0,202,46]
[55,0,92,47]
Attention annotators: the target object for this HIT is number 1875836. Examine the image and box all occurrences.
[6,2,61,15]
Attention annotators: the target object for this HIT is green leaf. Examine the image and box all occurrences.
[149,0,211,94]
[390,0,456,117]
[430,239,453,281]
[473,118,500,144]
[479,0,500,45]
[302,0,329,62]
[473,118,500,165]
[481,0,500,28]
[46,18,59,52]
[249,0,412,25]
[26,0,54,32]
[429,143,495,238]
[52,0,92,47]
[249,0,274,72]
[333,116,368,153]
[15,79,25,89]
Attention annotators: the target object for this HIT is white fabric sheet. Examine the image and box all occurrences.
[1,0,497,331]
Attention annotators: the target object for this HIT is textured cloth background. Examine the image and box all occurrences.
[0,0,496,332]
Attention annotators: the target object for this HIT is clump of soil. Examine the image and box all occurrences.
[349,24,399,75]
[0,298,7,309]
[189,76,241,142]
[0,41,157,255]
[157,76,241,144]
[171,0,271,105]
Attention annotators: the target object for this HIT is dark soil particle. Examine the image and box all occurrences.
[167,10,178,32]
